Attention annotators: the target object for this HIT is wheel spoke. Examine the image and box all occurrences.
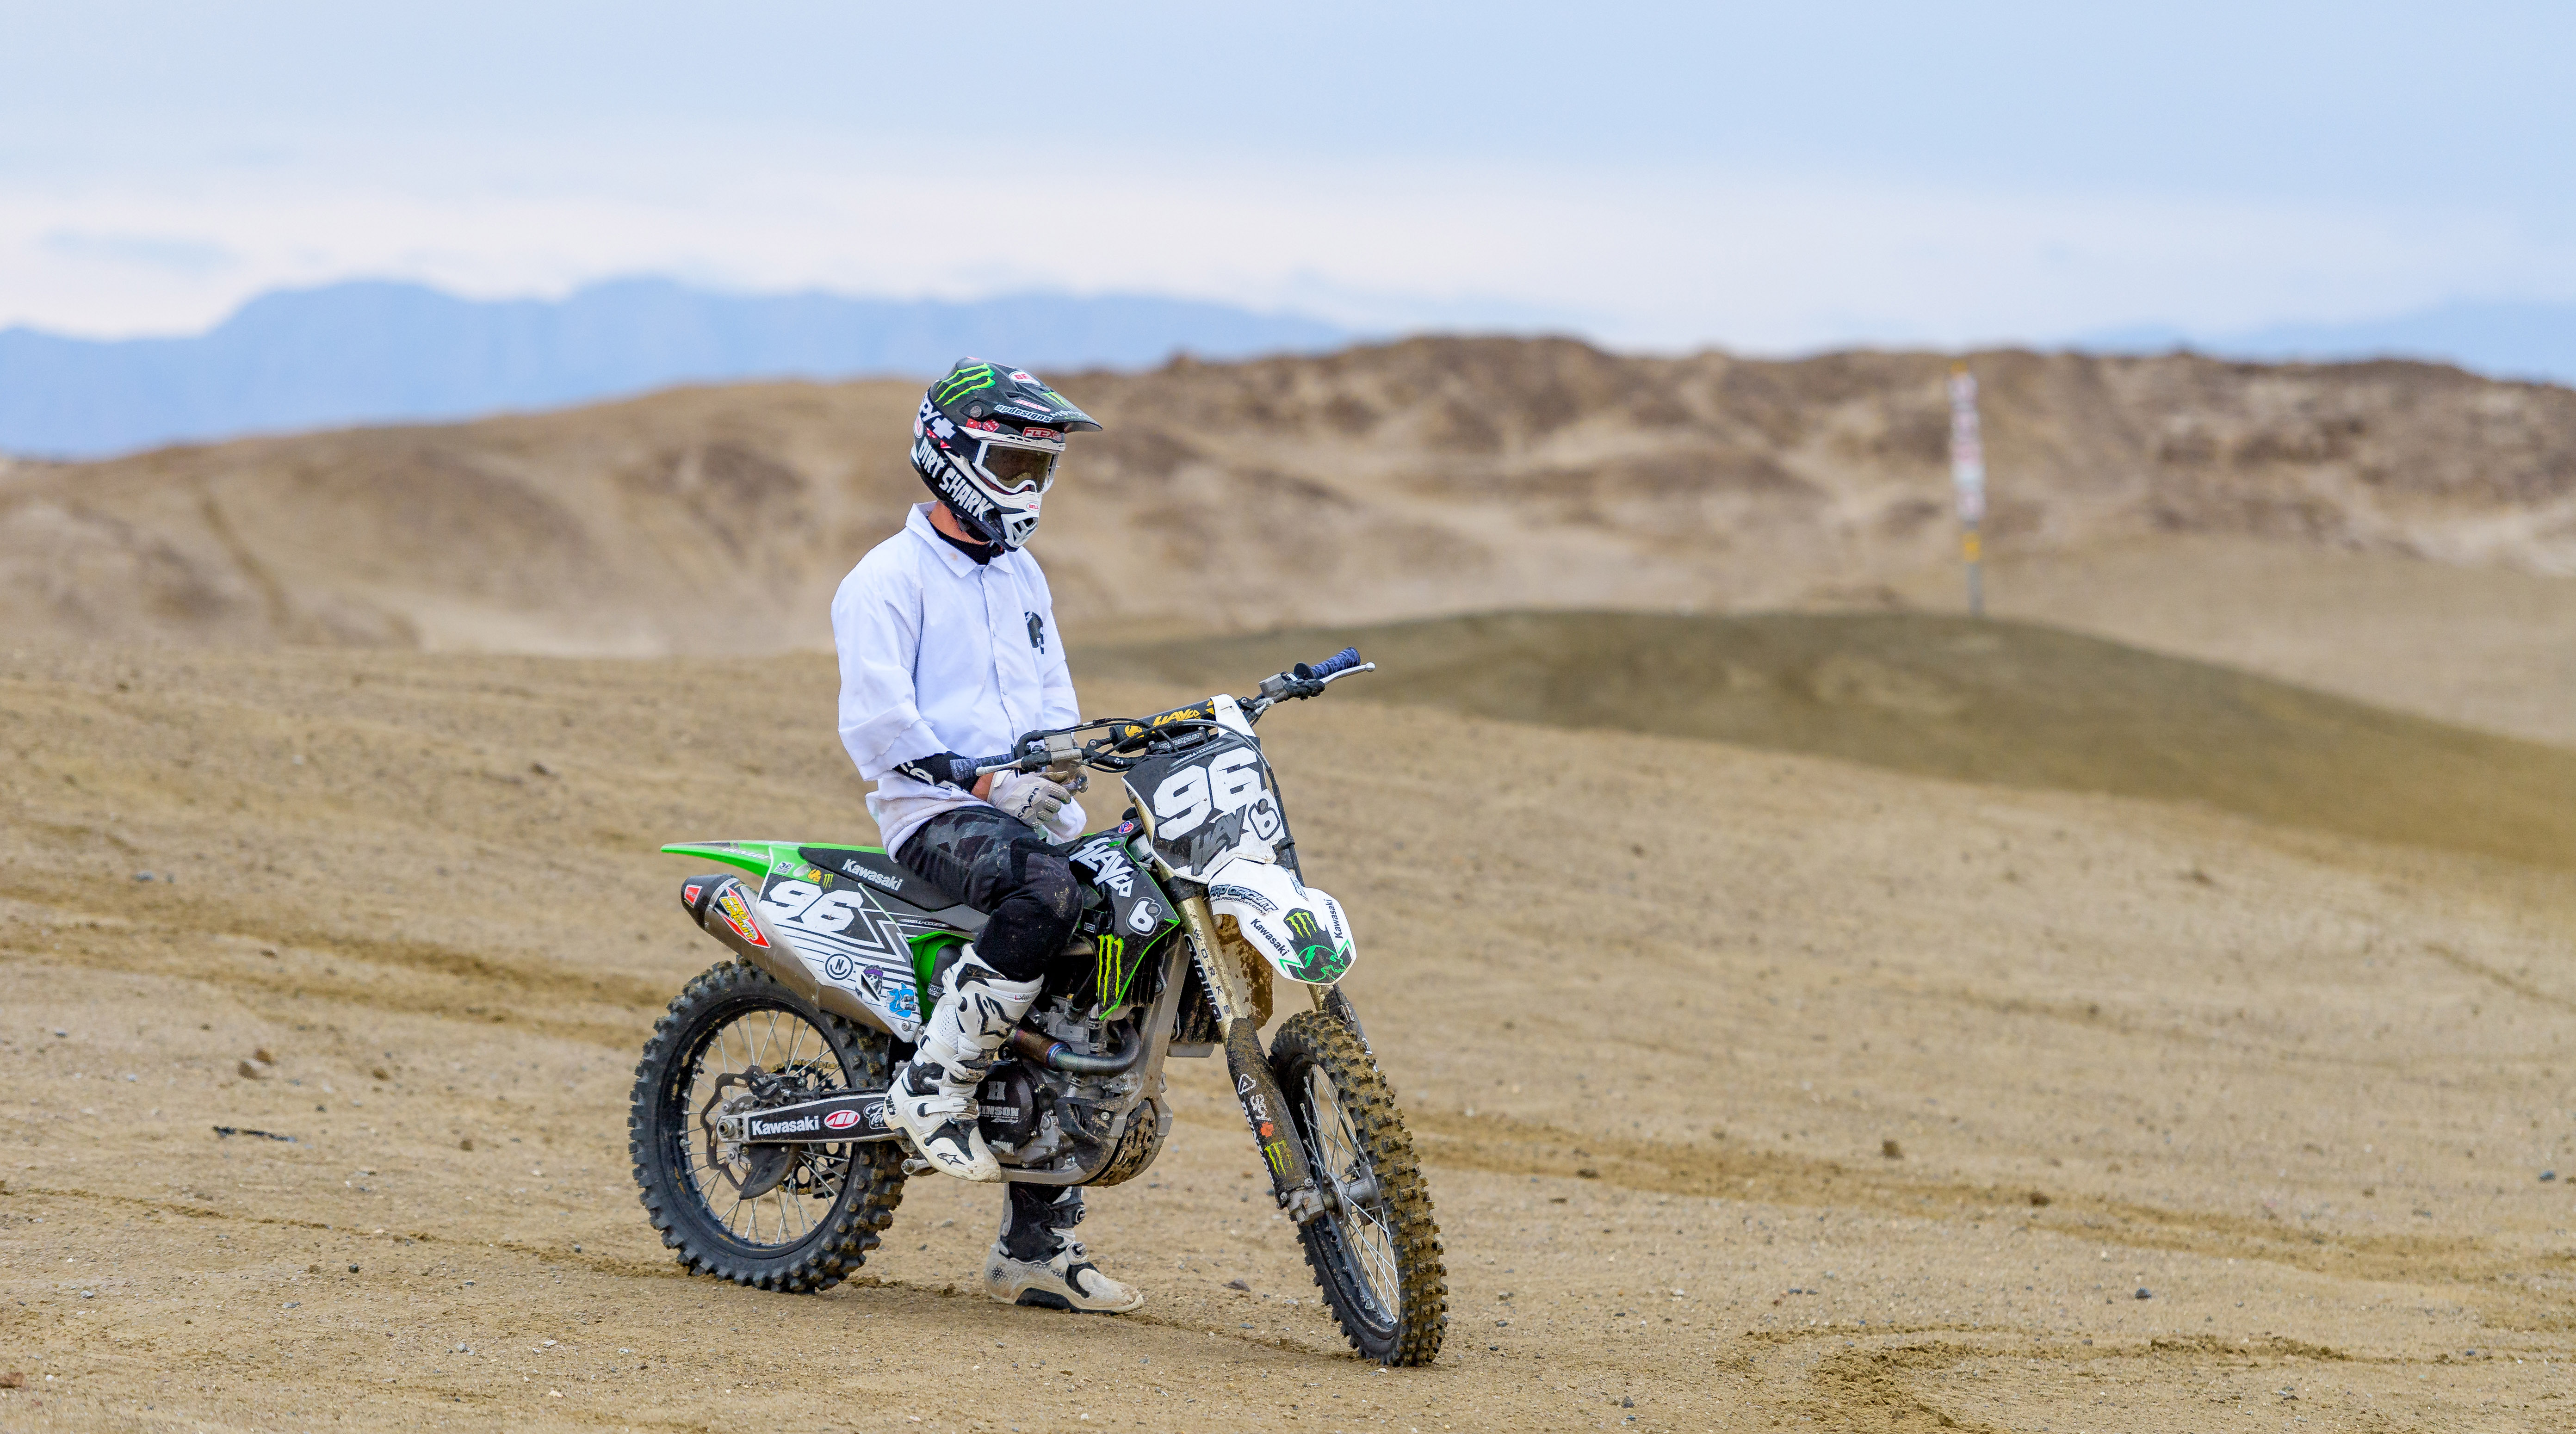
[1303,1061,1404,1323]
[670,1002,865,1255]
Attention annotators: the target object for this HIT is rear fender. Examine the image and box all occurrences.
[673,852,928,1041]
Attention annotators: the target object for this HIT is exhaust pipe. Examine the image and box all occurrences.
[682,874,779,965]
[1009,1023,1146,1075]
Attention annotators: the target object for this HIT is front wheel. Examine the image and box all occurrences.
[1269,1010,1446,1364]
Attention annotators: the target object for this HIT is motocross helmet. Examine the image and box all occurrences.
[910,358,1101,550]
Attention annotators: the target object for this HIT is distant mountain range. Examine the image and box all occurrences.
[8,279,2565,461]
[2082,298,2576,388]
[0,280,1349,458]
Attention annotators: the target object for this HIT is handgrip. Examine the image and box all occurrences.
[1297,647,1363,680]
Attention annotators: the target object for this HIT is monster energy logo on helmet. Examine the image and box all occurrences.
[934,363,1001,406]
[910,357,1102,551]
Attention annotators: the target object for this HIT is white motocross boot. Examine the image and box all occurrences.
[983,1185,1144,1314]
[887,946,1041,1182]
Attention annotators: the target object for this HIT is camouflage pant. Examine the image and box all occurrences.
[897,805,1083,984]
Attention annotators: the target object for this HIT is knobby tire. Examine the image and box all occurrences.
[1269,1010,1447,1364]
[628,960,907,1292]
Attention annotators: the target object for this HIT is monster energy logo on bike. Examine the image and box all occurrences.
[1094,933,1139,1008]
[1281,907,1352,983]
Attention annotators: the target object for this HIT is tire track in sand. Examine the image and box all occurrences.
[0,892,669,1050]
[1410,1111,2572,1318]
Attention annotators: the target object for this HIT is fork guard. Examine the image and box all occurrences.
[1205,859,1356,986]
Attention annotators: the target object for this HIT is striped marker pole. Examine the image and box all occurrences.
[1949,362,1987,618]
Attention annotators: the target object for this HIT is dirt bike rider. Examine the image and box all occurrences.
[829,357,1143,1315]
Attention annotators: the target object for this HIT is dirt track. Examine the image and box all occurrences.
[3,637,2574,1431]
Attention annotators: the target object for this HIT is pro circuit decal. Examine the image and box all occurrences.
[714,885,769,949]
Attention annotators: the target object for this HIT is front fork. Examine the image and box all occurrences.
[1175,890,1330,1224]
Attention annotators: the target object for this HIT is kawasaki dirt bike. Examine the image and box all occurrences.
[626,647,1447,1364]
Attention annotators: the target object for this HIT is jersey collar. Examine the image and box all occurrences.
[904,502,987,577]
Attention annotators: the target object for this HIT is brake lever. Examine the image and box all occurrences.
[1316,661,1376,688]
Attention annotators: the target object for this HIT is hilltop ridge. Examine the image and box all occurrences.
[3,336,2571,669]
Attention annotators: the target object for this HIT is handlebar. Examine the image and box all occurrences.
[970,646,1374,778]
[1257,647,1375,704]
[1300,646,1364,680]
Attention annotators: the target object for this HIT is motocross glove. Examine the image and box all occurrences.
[988,769,1072,830]
[894,751,979,790]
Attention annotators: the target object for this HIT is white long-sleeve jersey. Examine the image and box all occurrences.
[831,503,1086,857]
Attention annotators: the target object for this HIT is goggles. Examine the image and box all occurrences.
[975,439,1059,495]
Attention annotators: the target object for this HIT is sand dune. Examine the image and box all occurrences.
[6,339,2575,661]
[1887,535,2576,748]
[1087,610,2576,872]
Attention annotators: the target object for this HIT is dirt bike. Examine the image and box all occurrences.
[625,647,1447,1364]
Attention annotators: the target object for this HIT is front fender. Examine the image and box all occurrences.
[1205,859,1355,985]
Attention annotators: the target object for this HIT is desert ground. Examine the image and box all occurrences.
[4,624,2575,1432]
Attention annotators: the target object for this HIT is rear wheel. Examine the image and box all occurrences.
[628,960,906,1292]
[1269,1010,1446,1364]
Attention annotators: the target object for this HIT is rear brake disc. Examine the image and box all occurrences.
[700,1073,798,1199]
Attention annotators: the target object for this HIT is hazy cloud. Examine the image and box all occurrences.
[4,1,2569,346]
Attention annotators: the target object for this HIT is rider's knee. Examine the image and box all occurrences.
[1020,851,1081,926]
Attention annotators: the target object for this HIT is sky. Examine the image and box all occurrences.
[3,0,2570,351]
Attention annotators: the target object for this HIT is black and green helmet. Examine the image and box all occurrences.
[910,358,1101,550]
